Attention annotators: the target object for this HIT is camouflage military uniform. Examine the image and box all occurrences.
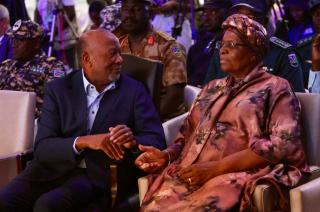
[119,28,187,121]
[0,20,66,118]
[204,36,305,92]
[0,52,65,117]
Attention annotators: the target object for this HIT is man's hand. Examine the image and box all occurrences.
[135,145,168,173]
[109,125,136,149]
[312,33,320,71]
[75,134,124,160]
[178,162,218,187]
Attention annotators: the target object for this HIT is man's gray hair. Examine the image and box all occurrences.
[0,4,9,21]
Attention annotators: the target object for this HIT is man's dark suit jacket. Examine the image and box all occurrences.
[0,34,12,63]
[22,70,166,201]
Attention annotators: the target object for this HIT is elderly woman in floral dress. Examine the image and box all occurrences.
[135,14,309,211]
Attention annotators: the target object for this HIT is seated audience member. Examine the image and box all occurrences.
[85,0,106,31]
[100,2,126,38]
[0,29,165,211]
[0,4,12,63]
[0,20,66,118]
[135,14,308,211]
[297,0,320,91]
[204,0,305,93]
[308,33,320,92]
[120,0,187,122]
[187,0,230,87]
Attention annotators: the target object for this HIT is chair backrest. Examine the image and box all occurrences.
[184,85,201,110]
[0,90,36,159]
[295,93,320,166]
[121,53,163,111]
[162,113,188,146]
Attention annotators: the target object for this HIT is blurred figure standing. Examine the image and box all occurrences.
[151,0,193,53]
[37,0,79,71]
[0,4,12,63]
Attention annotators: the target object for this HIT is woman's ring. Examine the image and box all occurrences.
[188,178,192,184]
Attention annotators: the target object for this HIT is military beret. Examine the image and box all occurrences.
[310,0,320,11]
[6,20,44,40]
[231,0,268,15]
[204,0,231,9]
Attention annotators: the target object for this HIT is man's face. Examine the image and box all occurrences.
[202,8,225,33]
[85,34,123,84]
[312,6,320,33]
[121,0,150,33]
[12,38,40,61]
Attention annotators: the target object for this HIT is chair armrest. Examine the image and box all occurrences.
[253,183,278,212]
[290,177,320,212]
[138,176,149,206]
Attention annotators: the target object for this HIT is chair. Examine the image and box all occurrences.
[184,85,201,110]
[121,53,163,112]
[289,93,320,212]
[0,90,36,188]
[109,54,163,209]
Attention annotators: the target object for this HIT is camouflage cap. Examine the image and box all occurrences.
[100,3,122,31]
[6,20,44,40]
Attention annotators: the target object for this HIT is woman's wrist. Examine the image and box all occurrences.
[163,149,171,166]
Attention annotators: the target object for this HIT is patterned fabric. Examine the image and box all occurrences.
[100,3,122,32]
[6,20,44,40]
[0,51,66,118]
[141,65,308,211]
[222,14,268,58]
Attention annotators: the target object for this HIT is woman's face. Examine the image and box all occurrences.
[219,29,257,78]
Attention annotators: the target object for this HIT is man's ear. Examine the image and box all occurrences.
[82,52,92,67]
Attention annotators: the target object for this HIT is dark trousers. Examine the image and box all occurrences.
[0,168,108,212]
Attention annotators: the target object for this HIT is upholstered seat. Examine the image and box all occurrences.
[0,90,36,187]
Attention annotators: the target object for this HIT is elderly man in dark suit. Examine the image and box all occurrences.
[0,4,12,63]
[0,29,166,212]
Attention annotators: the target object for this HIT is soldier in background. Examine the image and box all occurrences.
[0,20,66,118]
[119,0,187,122]
[187,0,230,87]
[204,0,305,92]
[297,0,320,92]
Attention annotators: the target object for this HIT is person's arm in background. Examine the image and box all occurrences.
[310,34,320,93]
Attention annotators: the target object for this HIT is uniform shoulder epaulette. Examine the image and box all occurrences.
[46,56,56,62]
[1,59,12,65]
[269,36,292,49]
[156,31,175,41]
[297,35,315,48]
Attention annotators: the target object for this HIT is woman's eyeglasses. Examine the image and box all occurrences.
[216,41,247,49]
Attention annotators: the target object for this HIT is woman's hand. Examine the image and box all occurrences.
[178,161,219,187]
[135,145,168,173]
